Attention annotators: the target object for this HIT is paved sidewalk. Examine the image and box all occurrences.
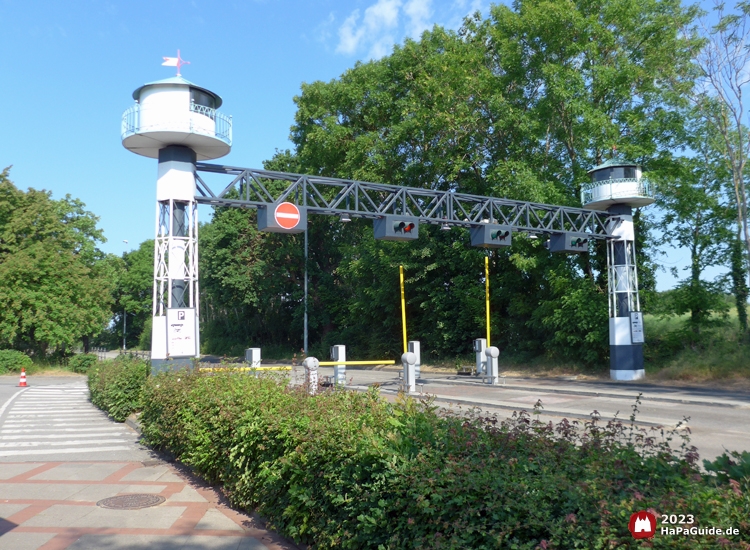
[0,460,297,550]
[0,378,300,550]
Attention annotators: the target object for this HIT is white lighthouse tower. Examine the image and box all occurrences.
[581,157,654,381]
[121,65,232,373]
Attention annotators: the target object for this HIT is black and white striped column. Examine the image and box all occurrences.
[607,204,645,380]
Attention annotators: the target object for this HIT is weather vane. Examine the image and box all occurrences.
[162,50,190,76]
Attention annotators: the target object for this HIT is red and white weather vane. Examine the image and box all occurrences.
[162,50,190,76]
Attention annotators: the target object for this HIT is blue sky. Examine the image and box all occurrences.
[0,0,717,291]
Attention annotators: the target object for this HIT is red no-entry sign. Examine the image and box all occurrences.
[274,202,301,230]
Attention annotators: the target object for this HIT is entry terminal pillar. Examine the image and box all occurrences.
[245,348,261,368]
[408,341,421,380]
[474,338,487,375]
[485,346,500,385]
[330,345,346,385]
[402,352,417,393]
[303,357,319,395]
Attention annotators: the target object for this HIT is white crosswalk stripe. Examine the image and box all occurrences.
[0,382,141,458]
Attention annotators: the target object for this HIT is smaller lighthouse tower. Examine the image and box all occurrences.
[582,157,654,381]
[121,70,232,373]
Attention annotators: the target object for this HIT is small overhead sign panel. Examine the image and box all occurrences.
[374,215,420,241]
[470,224,512,248]
[258,202,307,233]
[549,232,590,253]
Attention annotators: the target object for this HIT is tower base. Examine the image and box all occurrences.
[610,344,645,381]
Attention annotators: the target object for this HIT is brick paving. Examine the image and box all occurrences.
[0,460,297,550]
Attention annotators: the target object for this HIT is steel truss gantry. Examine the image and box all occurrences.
[194,163,615,238]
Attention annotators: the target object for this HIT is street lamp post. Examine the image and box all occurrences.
[122,240,129,352]
[123,311,127,351]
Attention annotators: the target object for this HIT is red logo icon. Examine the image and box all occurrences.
[628,511,656,539]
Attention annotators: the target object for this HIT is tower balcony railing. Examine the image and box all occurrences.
[121,103,232,146]
[580,177,654,206]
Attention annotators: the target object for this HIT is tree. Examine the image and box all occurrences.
[107,240,154,350]
[693,0,750,289]
[0,168,113,355]
[654,150,733,340]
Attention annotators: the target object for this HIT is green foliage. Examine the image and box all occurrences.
[68,353,98,374]
[704,450,750,488]
[0,168,113,356]
[194,0,699,367]
[140,373,750,549]
[0,349,32,374]
[87,356,148,422]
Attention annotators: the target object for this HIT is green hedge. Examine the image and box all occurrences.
[69,353,98,374]
[87,356,148,422]
[139,372,750,549]
[0,349,32,374]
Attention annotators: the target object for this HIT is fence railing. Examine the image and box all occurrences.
[121,103,232,145]
[580,177,654,206]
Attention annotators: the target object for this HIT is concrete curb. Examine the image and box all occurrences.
[125,412,142,435]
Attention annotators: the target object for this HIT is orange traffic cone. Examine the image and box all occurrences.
[18,367,27,387]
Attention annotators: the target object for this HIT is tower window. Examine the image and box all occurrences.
[624,166,636,178]
[190,89,216,110]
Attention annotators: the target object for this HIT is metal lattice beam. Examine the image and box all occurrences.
[195,163,614,238]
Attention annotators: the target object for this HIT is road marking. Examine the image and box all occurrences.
[2,430,129,441]
[2,427,130,433]
[0,431,130,440]
[0,438,130,448]
[0,446,132,457]
[0,387,29,418]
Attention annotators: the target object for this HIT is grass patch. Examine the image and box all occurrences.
[644,311,750,384]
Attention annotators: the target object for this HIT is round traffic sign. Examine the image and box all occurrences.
[274,202,301,230]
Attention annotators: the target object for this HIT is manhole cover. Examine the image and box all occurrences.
[96,494,166,510]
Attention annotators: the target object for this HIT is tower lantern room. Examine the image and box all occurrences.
[121,76,231,160]
[581,157,654,210]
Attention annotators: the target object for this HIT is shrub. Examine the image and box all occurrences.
[139,373,750,549]
[0,349,32,374]
[88,356,148,422]
[69,353,98,374]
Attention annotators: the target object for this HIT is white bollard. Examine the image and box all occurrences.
[245,348,261,368]
[408,341,421,380]
[330,345,346,385]
[402,352,417,393]
[485,346,500,385]
[474,338,487,375]
[303,357,319,395]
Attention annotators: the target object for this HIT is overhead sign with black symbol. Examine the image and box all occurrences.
[373,215,420,241]
[549,232,590,253]
[258,202,308,234]
[470,224,512,248]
